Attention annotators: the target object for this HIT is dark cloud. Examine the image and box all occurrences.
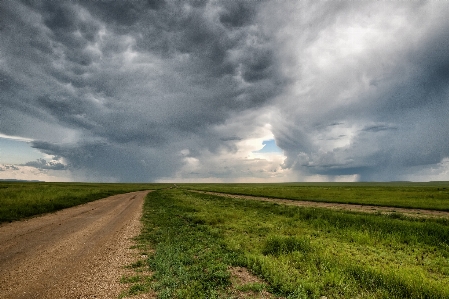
[31,140,182,182]
[219,1,256,28]
[24,158,66,170]
[220,136,242,142]
[361,124,397,133]
[2,0,277,181]
[0,165,20,171]
[1,0,449,182]
[79,0,164,27]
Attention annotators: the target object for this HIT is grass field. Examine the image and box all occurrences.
[2,182,449,298]
[123,187,449,299]
[180,182,449,211]
[0,182,168,223]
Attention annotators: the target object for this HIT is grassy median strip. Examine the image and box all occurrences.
[124,189,241,298]
[126,188,449,298]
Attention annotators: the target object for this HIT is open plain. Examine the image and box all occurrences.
[2,183,449,298]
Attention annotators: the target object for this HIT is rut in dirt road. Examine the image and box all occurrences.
[0,190,151,299]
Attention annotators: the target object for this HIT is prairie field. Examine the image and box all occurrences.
[2,182,449,298]
[124,184,449,299]
[180,182,449,210]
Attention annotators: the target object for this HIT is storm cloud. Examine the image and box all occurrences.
[1,0,448,182]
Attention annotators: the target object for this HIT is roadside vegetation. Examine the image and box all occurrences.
[180,182,449,211]
[125,188,449,298]
[0,182,167,223]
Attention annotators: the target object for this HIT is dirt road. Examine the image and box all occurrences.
[195,191,449,219]
[0,190,150,299]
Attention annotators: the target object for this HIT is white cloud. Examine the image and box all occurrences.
[0,133,33,142]
[262,1,449,181]
[160,120,292,183]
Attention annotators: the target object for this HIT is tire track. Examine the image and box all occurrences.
[192,190,449,219]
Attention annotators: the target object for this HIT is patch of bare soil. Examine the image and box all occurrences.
[194,191,449,219]
[227,267,281,299]
[0,190,151,299]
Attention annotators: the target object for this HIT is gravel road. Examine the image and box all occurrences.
[0,190,151,299]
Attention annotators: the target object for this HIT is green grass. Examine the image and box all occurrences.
[124,189,239,298]
[4,182,449,298]
[0,182,169,223]
[125,188,449,298]
[180,182,449,211]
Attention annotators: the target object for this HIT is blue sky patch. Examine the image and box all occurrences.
[0,138,44,164]
[254,139,283,153]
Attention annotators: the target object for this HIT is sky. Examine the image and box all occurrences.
[1,0,449,183]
